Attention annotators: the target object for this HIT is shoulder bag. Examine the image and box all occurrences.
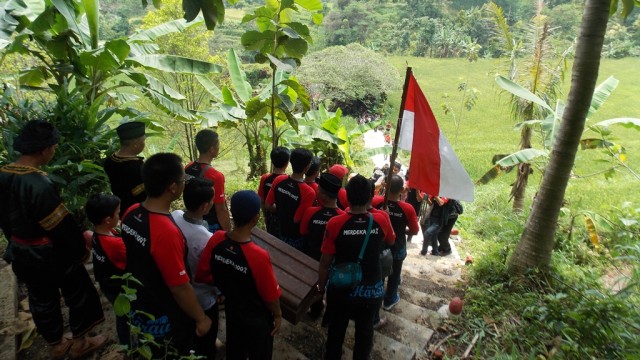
[329,213,373,289]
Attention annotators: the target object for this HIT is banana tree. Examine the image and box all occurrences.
[0,0,222,209]
[282,104,388,169]
[197,48,311,178]
[477,75,640,185]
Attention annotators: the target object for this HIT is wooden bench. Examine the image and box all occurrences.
[251,228,323,324]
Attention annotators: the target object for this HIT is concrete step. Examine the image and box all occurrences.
[399,286,447,311]
[344,320,416,360]
[385,298,443,330]
[376,308,434,356]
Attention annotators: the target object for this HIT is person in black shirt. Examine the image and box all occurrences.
[258,146,290,237]
[266,148,315,250]
[0,120,107,360]
[300,173,345,318]
[104,121,146,216]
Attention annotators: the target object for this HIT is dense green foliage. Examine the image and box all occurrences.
[295,43,400,117]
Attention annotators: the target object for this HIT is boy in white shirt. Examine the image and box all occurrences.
[172,177,220,359]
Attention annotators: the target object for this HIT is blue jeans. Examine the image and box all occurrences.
[384,259,403,305]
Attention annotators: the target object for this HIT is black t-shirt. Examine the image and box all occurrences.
[300,206,345,260]
[103,153,145,216]
[266,176,315,239]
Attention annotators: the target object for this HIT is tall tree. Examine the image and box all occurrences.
[508,0,626,273]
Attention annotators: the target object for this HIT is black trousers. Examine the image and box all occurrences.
[193,303,220,360]
[225,310,274,360]
[325,288,381,360]
[11,244,104,344]
[100,283,130,346]
[437,216,458,253]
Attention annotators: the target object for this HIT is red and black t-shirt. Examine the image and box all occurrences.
[372,198,419,259]
[91,231,126,291]
[322,212,395,287]
[195,231,281,319]
[121,204,191,342]
[337,188,349,210]
[265,176,315,239]
[258,173,282,234]
[300,206,345,260]
[185,162,226,228]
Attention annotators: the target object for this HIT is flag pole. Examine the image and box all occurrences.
[383,67,412,208]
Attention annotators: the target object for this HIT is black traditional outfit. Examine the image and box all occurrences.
[104,153,145,215]
[104,121,146,216]
[0,164,104,344]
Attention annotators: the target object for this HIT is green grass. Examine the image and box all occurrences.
[385,57,640,216]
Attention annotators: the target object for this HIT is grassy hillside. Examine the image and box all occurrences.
[386,57,640,214]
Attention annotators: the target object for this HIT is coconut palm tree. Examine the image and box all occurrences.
[508,0,625,273]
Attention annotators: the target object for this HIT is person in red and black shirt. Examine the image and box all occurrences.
[304,156,321,199]
[196,190,282,360]
[372,175,419,312]
[266,148,315,250]
[300,173,344,318]
[185,130,231,232]
[121,153,211,358]
[86,194,129,346]
[317,175,395,360]
[258,146,290,238]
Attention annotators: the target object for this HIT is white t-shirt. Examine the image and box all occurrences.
[171,209,218,310]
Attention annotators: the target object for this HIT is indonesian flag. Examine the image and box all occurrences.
[397,73,474,202]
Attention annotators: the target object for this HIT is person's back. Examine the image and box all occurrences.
[266,148,315,250]
[122,153,211,357]
[185,129,230,232]
[104,121,146,216]
[318,175,395,360]
[259,146,290,237]
[1,120,106,359]
[196,190,282,360]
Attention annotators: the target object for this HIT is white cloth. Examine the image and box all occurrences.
[171,210,218,310]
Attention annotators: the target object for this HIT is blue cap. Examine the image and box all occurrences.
[230,190,261,220]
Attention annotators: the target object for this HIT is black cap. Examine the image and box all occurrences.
[14,120,60,154]
[116,122,145,140]
[230,190,261,220]
[318,172,341,197]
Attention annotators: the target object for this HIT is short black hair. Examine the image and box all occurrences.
[305,156,321,177]
[271,146,290,168]
[389,174,404,194]
[346,175,372,207]
[195,129,219,154]
[14,120,60,154]
[142,153,183,197]
[183,178,214,211]
[86,194,121,225]
[394,161,401,170]
[290,148,313,173]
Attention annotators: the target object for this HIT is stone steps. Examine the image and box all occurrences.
[265,231,465,359]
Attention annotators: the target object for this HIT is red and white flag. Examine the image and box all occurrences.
[397,73,474,202]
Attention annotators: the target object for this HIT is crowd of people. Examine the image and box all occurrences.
[0,120,461,360]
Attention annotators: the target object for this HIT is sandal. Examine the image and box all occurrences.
[69,334,109,360]
[51,337,73,360]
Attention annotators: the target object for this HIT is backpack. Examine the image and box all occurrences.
[449,199,464,217]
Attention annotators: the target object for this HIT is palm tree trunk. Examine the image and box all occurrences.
[512,125,533,211]
[508,0,611,274]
